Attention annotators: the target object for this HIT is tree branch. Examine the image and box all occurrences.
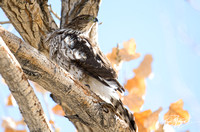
[0,37,52,132]
[0,0,57,54]
[49,4,61,20]
[0,21,10,24]
[0,26,132,132]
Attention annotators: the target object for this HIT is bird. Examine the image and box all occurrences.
[46,15,137,131]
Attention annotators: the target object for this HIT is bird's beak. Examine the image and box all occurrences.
[94,18,98,22]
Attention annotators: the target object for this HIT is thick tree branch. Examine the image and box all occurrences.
[0,26,132,132]
[0,0,135,131]
[0,38,52,132]
[0,0,57,55]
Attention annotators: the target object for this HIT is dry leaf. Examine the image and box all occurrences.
[155,124,165,132]
[134,110,152,132]
[49,120,54,125]
[133,54,153,78]
[4,128,26,132]
[120,39,140,61]
[106,39,140,71]
[52,105,65,116]
[144,107,162,130]
[123,77,146,112]
[125,76,146,95]
[134,108,162,132]
[55,128,60,132]
[123,93,144,112]
[2,118,16,129]
[106,47,123,71]
[16,119,26,126]
[164,99,190,126]
[2,118,26,132]
[6,94,16,106]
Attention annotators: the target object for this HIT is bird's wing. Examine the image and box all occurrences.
[65,33,124,92]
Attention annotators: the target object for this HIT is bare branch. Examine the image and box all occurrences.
[0,26,132,132]
[0,21,10,24]
[49,4,61,20]
[0,37,52,132]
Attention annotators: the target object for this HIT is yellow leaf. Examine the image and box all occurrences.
[6,94,16,106]
[134,110,152,132]
[2,118,26,132]
[164,99,190,126]
[134,108,162,132]
[144,107,162,130]
[133,54,153,78]
[52,105,65,116]
[123,93,144,112]
[123,77,146,112]
[155,124,165,132]
[49,120,54,125]
[119,39,140,61]
[106,47,122,71]
[125,77,146,95]
[2,118,16,129]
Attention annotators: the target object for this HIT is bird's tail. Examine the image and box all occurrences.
[111,98,137,131]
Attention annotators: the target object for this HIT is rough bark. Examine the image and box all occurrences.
[0,0,57,56]
[0,0,135,131]
[0,26,132,132]
[0,38,52,132]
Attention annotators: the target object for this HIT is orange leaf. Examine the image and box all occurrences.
[2,118,16,129]
[155,124,164,132]
[134,110,152,132]
[52,105,65,116]
[6,94,16,106]
[16,119,26,126]
[144,107,162,130]
[123,77,146,112]
[164,99,190,126]
[133,54,153,78]
[134,108,162,132]
[125,76,146,95]
[106,47,122,71]
[2,118,27,132]
[5,128,27,132]
[49,120,54,125]
[119,39,140,61]
[123,93,144,112]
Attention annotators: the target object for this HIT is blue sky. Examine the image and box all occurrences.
[0,0,200,131]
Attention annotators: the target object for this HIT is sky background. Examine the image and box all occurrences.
[0,0,200,131]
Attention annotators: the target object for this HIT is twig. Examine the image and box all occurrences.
[49,5,60,20]
[0,21,10,24]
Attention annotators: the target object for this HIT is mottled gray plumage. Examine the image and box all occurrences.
[46,15,136,131]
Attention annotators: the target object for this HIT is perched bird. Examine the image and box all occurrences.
[46,15,137,131]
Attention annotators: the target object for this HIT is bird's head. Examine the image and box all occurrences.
[66,15,98,34]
